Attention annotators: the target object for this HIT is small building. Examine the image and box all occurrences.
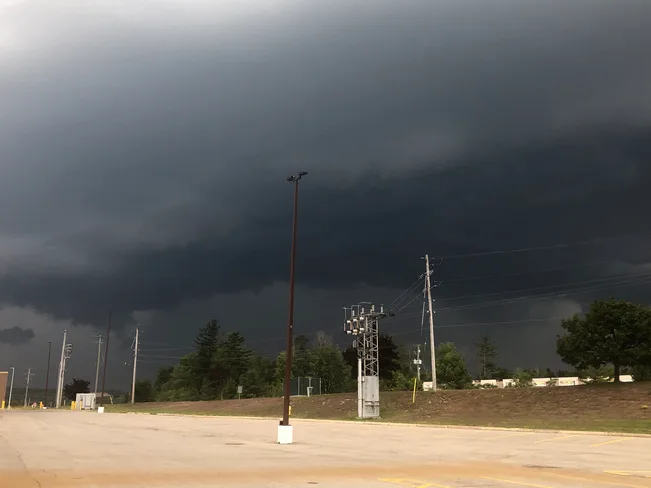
[75,393,96,410]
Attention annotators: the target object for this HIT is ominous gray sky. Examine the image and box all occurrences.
[1,0,651,390]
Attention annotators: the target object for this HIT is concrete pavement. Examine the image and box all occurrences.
[1,409,650,487]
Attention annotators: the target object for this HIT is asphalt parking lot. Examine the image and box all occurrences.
[1,410,650,488]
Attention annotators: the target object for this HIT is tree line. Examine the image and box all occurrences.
[65,298,651,402]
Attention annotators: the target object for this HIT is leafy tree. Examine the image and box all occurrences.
[193,319,222,391]
[63,378,90,401]
[292,335,313,377]
[240,355,276,398]
[309,338,351,394]
[631,364,651,381]
[475,335,498,380]
[212,332,252,399]
[378,334,402,380]
[557,298,651,382]
[511,368,533,387]
[134,379,155,402]
[342,333,402,382]
[342,343,357,378]
[154,366,174,392]
[435,342,473,389]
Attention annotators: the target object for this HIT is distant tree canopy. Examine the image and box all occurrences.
[63,378,90,401]
[436,342,473,390]
[557,298,651,382]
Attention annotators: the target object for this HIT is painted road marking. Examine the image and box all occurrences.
[480,476,554,488]
[533,434,578,444]
[591,437,630,447]
[485,432,534,441]
[542,471,650,488]
[378,478,450,488]
[605,470,651,478]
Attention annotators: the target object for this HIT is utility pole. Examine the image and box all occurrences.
[55,329,67,408]
[44,341,52,407]
[24,368,34,407]
[414,345,422,382]
[94,335,103,396]
[424,254,437,391]
[279,171,308,445]
[100,311,112,406]
[8,366,15,409]
[130,327,139,404]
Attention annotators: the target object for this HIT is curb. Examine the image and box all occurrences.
[112,411,651,438]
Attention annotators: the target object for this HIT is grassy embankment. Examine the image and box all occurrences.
[107,382,651,433]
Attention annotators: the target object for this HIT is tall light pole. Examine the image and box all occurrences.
[44,341,52,407]
[278,171,308,445]
[8,366,15,409]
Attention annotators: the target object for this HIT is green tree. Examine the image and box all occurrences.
[631,364,651,381]
[63,378,90,401]
[310,339,352,393]
[212,332,252,399]
[378,334,402,380]
[435,342,473,389]
[511,368,533,387]
[193,319,222,391]
[134,379,155,402]
[154,366,174,393]
[240,355,276,398]
[557,298,651,382]
[342,333,403,382]
[475,335,498,380]
[292,335,313,377]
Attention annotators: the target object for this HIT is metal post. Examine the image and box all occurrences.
[282,172,307,427]
[131,327,139,404]
[425,255,437,391]
[8,367,15,409]
[357,357,362,418]
[100,311,112,406]
[44,341,52,407]
[94,335,103,396]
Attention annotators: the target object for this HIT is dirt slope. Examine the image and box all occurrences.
[110,382,651,433]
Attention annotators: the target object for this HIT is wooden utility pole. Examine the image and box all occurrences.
[424,255,437,391]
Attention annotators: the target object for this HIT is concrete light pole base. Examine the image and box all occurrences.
[277,424,293,444]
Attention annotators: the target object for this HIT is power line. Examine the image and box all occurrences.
[438,231,651,260]
[440,252,651,285]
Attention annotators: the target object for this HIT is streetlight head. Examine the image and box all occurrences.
[287,172,308,183]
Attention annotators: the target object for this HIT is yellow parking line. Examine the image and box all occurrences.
[485,432,533,440]
[591,437,630,448]
[543,471,649,488]
[533,434,578,444]
[378,478,450,488]
[480,476,553,488]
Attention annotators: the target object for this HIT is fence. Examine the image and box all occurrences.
[288,377,322,396]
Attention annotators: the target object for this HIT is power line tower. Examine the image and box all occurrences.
[24,368,35,407]
[343,303,390,419]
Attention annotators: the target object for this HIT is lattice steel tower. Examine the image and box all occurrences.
[343,303,388,418]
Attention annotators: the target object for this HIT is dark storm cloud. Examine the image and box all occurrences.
[1,0,651,327]
[0,326,35,345]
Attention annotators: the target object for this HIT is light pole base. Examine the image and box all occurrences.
[277,423,293,444]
